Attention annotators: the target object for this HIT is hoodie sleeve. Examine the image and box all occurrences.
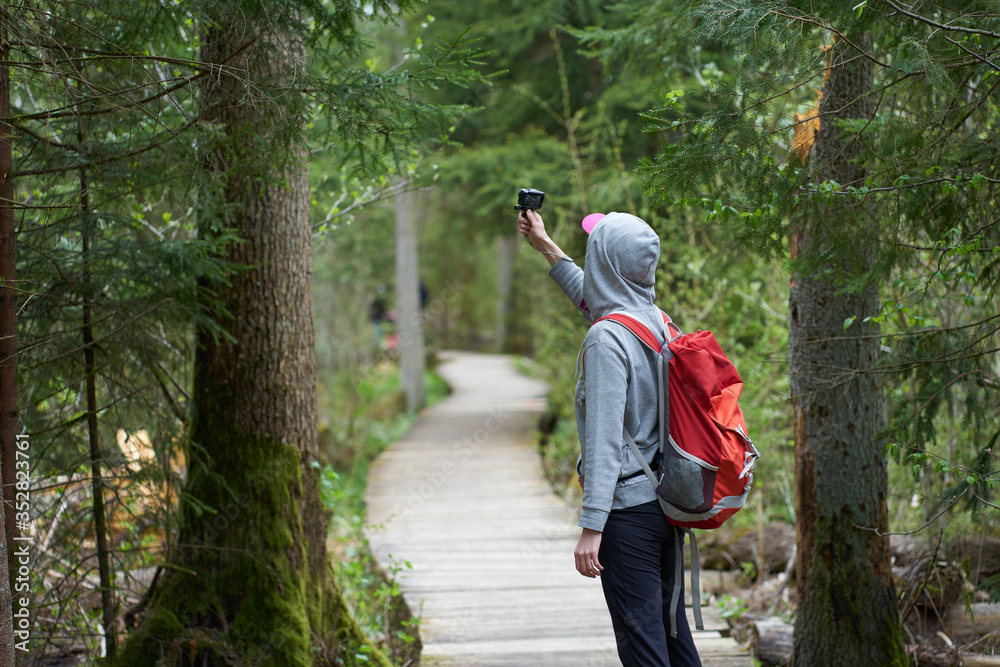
[548,259,593,322]
[578,341,628,532]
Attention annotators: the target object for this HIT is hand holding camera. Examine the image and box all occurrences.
[515,187,569,266]
[515,187,547,242]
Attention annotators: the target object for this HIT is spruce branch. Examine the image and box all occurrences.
[12,40,254,123]
[885,0,1000,40]
[9,114,204,179]
[944,37,1000,73]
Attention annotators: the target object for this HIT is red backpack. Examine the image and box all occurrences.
[594,311,759,529]
[591,311,760,636]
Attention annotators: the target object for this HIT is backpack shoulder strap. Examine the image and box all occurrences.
[593,313,661,350]
[594,310,683,346]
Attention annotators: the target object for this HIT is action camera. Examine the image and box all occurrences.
[514,188,545,211]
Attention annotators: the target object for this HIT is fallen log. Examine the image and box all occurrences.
[748,617,793,667]
[943,602,1000,648]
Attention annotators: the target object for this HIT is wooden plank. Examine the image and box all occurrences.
[365,351,753,666]
[420,634,746,666]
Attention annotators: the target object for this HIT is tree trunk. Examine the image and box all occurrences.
[81,176,117,659]
[496,234,517,352]
[395,186,425,412]
[789,35,907,666]
[0,7,18,663]
[0,0,17,595]
[117,10,388,666]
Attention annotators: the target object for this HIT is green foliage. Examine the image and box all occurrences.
[635,1,999,277]
[12,0,1000,658]
[977,571,1000,603]
[308,22,491,174]
[717,593,750,624]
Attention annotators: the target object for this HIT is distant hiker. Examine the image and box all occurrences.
[516,208,702,667]
[370,283,388,344]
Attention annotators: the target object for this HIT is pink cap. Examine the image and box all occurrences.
[581,213,606,234]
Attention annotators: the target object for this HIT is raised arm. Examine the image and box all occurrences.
[516,210,592,321]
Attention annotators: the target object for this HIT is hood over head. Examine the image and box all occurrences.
[582,212,660,321]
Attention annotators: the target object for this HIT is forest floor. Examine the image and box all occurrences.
[365,350,753,666]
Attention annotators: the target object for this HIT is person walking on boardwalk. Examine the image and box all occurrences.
[516,208,702,667]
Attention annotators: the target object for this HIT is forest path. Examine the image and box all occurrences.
[365,351,752,666]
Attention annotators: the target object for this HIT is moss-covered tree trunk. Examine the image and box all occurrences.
[118,7,388,666]
[789,34,906,666]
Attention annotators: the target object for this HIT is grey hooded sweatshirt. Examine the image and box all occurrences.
[548,212,666,532]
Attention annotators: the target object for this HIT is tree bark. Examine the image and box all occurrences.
[0,6,18,663]
[116,9,388,666]
[789,35,907,666]
[80,175,117,659]
[0,0,17,594]
[395,186,425,412]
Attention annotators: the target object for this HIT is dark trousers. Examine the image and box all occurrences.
[598,501,702,667]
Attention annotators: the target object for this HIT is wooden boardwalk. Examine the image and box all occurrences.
[365,351,752,666]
